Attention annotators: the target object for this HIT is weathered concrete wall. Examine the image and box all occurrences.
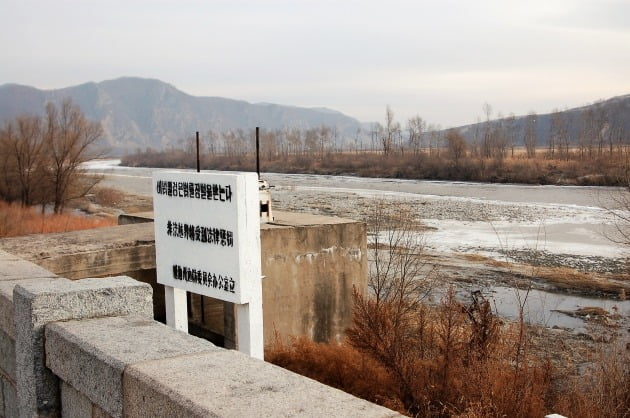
[0,223,156,280]
[260,212,366,343]
[0,256,399,417]
[0,211,367,346]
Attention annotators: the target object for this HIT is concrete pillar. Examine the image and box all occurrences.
[13,276,152,417]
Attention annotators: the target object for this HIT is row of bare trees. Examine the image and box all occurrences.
[0,99,104,213]
[172,125,347,161]
[135,100,628,168]
[366,102,628,162]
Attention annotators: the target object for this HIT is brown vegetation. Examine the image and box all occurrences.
[0,99,105,213]
[267,288,563,417]
[267,285,629,417]
[0,200,116,237]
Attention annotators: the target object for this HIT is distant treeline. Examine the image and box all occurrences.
[122,131,629,187]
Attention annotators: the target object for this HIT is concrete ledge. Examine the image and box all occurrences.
[118,211,154,225]
[47,316,217,417]
[13,276,153,417]
[124,351,400,418]
[0,224,156,279]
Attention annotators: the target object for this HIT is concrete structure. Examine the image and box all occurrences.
[0,250,398,417]
[0,211,366,347]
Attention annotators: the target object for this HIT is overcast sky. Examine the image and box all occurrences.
[1,0,628,127]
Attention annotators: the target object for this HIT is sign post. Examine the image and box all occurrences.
[153,170,263,359]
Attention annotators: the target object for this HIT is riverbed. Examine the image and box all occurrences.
[84,160,629,330]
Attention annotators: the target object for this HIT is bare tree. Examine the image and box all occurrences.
[482,103,493,158]
[493,112,508,160]
[286,128,303,155]
[318,125,331,158]
[381,106,398,156]
[426,125,442,157]
[549,109,570,160]
[446,129,467,166]
[365,199,435,305]
[304,127,319,157]
[44,99,104,213]
[523,112,538,158]
[504,113,518,158]
[0,115,50,205]
[407,115,425,155]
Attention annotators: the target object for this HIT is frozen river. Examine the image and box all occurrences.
[84,160,629,329]
[86,159,627,270]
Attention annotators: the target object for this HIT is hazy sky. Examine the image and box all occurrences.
[1,0,628,127]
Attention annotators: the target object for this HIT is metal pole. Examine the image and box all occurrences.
[196,131,205,324]
[256,127,260,179]
[196,131,200,173]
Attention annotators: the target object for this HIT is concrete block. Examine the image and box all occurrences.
[1,376,17,418]
[0,278,66,338]
[124,351,401,418]
[261,213,367,344]
[13,276,153,418]
[46,316,218,418]
[0,329,15,381]
[61,382,92,418]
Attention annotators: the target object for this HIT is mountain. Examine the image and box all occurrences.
[0,77,365,154]
[456,94,630,147]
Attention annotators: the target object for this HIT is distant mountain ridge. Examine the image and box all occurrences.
[1,77,628,154]
[456,94,630,147]
[0,77,365,154]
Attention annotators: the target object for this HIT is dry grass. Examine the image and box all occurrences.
[0,201,116,237]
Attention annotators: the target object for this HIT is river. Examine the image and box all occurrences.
[84,160,629,330]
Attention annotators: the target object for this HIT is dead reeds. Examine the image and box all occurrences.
[0,200,116,237]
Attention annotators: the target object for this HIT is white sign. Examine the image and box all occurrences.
[153,171,261,305]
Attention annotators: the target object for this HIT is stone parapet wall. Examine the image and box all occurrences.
[0,252,398,417]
